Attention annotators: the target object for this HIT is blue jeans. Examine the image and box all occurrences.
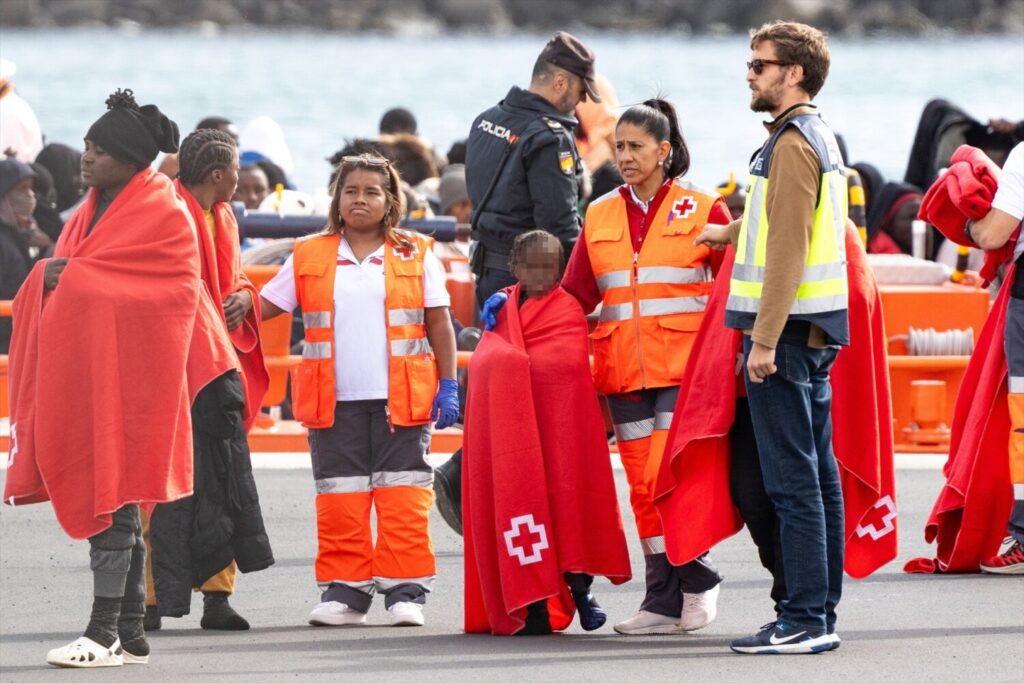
[742,336,844,632]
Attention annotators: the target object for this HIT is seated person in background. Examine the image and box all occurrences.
[29,162,63,243]
[989,118,1024,143]
[379,107,417,136]
[380,132,439,187]
[447,140,467,165]
[232,164,270,210]
[716,173,747,221]
[439,164,472,225]
[463,230,631,636]
[35,142,85,218]
[866,181,923,255]
[0,157,47,353]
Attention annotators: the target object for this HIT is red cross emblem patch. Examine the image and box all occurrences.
[392,242,419,261]
[503,514,549,566]
[668,197,698,224]
[853,495,897,541]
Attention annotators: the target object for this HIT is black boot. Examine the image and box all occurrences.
[143,605,162,632]
[434,450,463,536]
[200,592,250,631]
[515,601,552,635]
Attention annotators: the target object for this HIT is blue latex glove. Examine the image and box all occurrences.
[431,378,460,430]
[481,291,509,331]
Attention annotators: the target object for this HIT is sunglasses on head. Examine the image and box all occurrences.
[746,59,792,75]
[341,155,390,169]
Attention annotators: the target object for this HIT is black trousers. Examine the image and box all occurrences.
[475,266,517,308]
[729,398,787,615]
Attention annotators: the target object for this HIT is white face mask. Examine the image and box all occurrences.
[0,188,36,227]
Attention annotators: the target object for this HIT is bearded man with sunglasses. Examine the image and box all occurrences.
[697,21,849,655]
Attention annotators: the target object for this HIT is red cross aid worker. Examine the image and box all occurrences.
[260,153,458,627]
[560,98,733,634]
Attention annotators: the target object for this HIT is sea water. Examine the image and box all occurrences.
[4,29,1023,192]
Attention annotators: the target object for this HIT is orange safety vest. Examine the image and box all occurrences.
[290,231,438,428]
[584,179,717,395]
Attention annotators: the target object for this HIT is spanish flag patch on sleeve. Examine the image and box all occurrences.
[559,151,574,175]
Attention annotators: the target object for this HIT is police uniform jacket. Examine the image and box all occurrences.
[465,85,583,259]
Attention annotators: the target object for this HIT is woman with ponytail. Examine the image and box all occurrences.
[561,98,733,635]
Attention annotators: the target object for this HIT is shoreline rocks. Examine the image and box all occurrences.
[1,0,1022,35]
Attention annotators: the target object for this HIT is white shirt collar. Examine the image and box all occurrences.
[628,185,650,213]
[338,236,385,263]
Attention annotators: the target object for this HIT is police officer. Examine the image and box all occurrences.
[465,30,598,305]
[433,31,599,537]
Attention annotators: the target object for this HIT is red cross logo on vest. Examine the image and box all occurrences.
[669,197,698,223]
[853,495,897,541]
[503,514,549,566]
[392,241,419,261]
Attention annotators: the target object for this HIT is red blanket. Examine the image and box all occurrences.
[463,285,632,635]
[4,170,198,539]
[654,226,898,579]
[919,144,1008,285]
[904,265,1015,573]
[175,179,268,431]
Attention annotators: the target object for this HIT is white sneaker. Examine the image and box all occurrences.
[387,601,425,627]
[46,637,124,668]
[308,601,367,626]
[613,610,681,635]
[679,583,720,631]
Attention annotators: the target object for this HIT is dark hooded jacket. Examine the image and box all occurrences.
[149,371,274,616]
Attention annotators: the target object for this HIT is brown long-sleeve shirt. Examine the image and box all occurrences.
[728,104,826,348]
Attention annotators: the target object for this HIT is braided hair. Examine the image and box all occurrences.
[178,128,237,186]
[509,230,564,273]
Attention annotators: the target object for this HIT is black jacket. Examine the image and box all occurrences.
[150,371,274,616]
[465,86,583,259]
[0,220,32,353]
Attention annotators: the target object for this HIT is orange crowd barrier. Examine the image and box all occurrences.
[0,275,998,458]
[879,283,990,453]
[1,300,9,420]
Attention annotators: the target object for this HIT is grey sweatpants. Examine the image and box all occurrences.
[88,504,147,604]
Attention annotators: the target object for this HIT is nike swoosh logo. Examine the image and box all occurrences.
[769,630,807,645]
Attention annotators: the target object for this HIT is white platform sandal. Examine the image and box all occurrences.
[46,637,124,668]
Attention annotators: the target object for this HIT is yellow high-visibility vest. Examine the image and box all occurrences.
[726,112,849,343]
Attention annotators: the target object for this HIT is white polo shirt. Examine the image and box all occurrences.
[994,144,1024,260]
[261,237,451,401]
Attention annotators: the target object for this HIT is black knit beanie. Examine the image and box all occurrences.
[85,89,180,168]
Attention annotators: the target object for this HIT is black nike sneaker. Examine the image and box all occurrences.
[730,621,832,654]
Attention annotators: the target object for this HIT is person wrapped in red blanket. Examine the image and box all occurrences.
[142,129,275,633]
[3,89,194,668]
[654,224,897,638]
[464,231,632,635]
[907,141,1024,575]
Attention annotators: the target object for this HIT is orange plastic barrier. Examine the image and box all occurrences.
[879,284,990,453]
[244,265,295,411]
[437,245,476,328]
[0,278,997,457]
[1,300,9,419]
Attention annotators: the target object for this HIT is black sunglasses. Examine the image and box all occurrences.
[341,154,390,169]
[746,59,792,75]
